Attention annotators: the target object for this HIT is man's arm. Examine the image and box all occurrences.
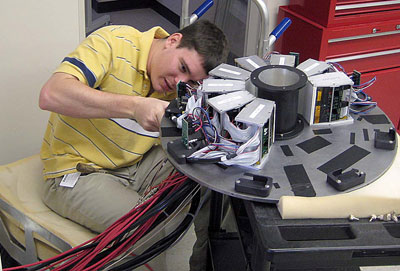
[39,72,168,132]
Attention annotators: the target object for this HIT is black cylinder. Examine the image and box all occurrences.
[251,65,307,135]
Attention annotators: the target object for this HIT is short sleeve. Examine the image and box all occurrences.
[55,26,114,89]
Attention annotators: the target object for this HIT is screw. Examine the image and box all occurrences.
[348,214,359,221]
[384,213,392,221]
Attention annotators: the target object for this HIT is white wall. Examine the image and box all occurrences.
[0,0,85,164]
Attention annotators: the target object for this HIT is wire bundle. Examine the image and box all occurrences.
[328,62,378,115]
[4,173,200,271]
[187,127,260,166]
[188,106,218,144]
[178,96,261,166]
[350,76,377,114]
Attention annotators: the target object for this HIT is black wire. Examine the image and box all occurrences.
[186,152,236,164]
[123,187,201,269]
[110,183,201,271]
[25,178,192,271]
[187,156,223,163]
[26,242,99,271]
[146,181,197,232]
[76,179,197,269]
[26,187,178,271]
[104,179,194,244]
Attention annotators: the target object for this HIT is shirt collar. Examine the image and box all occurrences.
[138,26,169,80]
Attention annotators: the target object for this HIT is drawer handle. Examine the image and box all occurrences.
[336,0,400,11]
[329,30,400,43]
[327,49,400,62]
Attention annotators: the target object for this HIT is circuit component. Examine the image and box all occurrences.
[167,130,205,164]
[299,71,353,126]
[235,98,276,167]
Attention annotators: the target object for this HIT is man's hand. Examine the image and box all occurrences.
[131,96,169,132]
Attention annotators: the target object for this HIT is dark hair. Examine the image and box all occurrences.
[176,20,229,73]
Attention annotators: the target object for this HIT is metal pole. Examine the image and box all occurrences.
[180,0,190,29]
[251,0,269,57]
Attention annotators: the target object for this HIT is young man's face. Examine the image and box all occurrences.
[150,33,208,94]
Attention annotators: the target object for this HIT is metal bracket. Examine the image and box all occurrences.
[0,198,72,264]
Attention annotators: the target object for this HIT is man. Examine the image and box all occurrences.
[39,20,228,269]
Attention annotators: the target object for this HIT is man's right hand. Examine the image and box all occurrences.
[131,96,169,132]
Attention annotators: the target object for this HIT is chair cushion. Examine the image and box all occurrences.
[0,154,96,259]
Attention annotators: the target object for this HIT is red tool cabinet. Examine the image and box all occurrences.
[275,1,400,132]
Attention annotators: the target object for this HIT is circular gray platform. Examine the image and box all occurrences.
[161,107,397,203]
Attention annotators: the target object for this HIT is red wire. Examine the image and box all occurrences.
[74,197,158,269]
[82,176,187,270]
[4,173,188,271]
[88,216,159,270]
[66,174,187,270]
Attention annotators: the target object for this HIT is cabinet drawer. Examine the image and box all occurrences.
[287,0,400,27]
[336,0,400,17]
[326,19,400,58]
[327,48,400,73]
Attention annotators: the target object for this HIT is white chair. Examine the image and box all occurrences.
[0,155,172,270]
[0,154,97,264]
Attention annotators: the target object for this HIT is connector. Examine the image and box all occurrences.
[351,70,361,86]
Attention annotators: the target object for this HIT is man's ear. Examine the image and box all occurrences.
[165,33,183,48]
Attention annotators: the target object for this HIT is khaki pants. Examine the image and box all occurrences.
[42,145,174,233]
[42,145,176,270]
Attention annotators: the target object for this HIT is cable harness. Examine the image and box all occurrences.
[4,172,201,271]
[328,62,377,115]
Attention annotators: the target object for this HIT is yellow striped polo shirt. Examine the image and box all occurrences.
[40,25,176,180]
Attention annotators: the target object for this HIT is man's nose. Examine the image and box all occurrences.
[175,74,191,84]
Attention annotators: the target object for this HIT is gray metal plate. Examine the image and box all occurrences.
[207,90,255,113]
[161,107,397,203]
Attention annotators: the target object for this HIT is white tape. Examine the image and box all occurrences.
[246,58,260,69]
[219,68,241,75]
[249,104,265,119]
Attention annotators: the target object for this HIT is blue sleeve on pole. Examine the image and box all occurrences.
[193,0,214,18]
[270,17,292,39]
